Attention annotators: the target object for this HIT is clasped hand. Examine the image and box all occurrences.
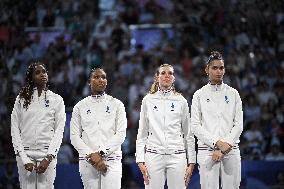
[86,152,108,173]
[24,158,50,174]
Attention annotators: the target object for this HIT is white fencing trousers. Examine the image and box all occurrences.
[144,152,187,189]
[79,159,122,189]
[198,153,241,189]
[16,150,57,189]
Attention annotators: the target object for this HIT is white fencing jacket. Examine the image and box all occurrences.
[70,94,127,160]
[191,83,243,151]
[136,90,196,164]
[11,89,66,165]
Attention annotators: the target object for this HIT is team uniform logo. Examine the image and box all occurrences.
[170,103,175,111]
[45,100,49,107]
[106,106,110,113]
[225,96,229,104]
[153,106,158,111]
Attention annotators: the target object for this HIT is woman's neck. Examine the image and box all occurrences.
[92,91,105,96]
[159,85,172,91]
[36,85,46,97]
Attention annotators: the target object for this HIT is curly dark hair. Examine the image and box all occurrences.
[19,62,48,110]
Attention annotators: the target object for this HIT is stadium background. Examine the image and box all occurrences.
[0,0,284,188]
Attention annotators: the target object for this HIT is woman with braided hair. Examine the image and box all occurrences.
[11,62,66,189]
[136,64,196,189]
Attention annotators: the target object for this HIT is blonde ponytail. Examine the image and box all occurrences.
[149,81,159,94]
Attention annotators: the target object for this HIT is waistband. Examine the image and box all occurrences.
[198,145,239,151]
[146,147,186,155]
[79,155,122,161]
[24,146,49,150]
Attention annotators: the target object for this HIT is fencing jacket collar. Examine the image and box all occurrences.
[208,81,225,92]
[91,92,105,102]
[157,87,173,96]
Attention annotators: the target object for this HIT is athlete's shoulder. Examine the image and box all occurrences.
[74,96,90,108]
[193,84,209,96]
[171,92,187,102]
[142,93,154,100]
[47,90,64,102]
[223,84,239,94]
[106,94,125,106]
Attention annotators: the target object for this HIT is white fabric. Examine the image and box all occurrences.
[191,83,243,189]
[198,152,241,189]
[70,94,127,189]
[11,88,65,165]
[136,91,196,163]
[16,149,57,189]
[191,83,243,149]
[79,159,122,189]
[70,94,127,157]
[145,152,188,189]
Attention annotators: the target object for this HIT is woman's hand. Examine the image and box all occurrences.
[212,150,224,162]
[35,159,50,174]
[138,162,150,185]
[184,163,194,186]
[24,163,35,172]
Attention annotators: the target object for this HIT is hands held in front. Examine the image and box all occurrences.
[138,162,150,185]
[212,150,224,162]
[24,158,50,174]
[184,163,194,186]
[211,140,233,162]
[24,163,35,172]
[216,140,232,155]
[35,159,50,173]
[86,152,107,173]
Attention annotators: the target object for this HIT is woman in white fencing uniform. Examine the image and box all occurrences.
[136,64,196,189]
[191,51,243,189]
[11,62,66,189]
[70,68,127,189]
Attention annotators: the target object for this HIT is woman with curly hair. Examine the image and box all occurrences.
[11,62,66,189]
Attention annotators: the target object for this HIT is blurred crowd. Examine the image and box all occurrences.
[0,0,284,187]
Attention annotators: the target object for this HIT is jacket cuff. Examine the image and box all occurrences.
[19,151,32,165]
[98,147,111,157]
[135,151,145,163]
[221,138,234,146]
[187,151,196,164]
[210,137,220,149]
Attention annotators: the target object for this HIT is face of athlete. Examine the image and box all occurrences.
[32,65,48,88]
[205,60,225,85]
[89,69,107,95]
[157,66,175,90]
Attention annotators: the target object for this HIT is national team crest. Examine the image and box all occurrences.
[45,100,49,107]
[225,96,229,104]
[106,106,110,113]
[170,103,175,111]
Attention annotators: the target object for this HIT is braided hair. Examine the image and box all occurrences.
[149,64,177,94]
[19,62,48,110]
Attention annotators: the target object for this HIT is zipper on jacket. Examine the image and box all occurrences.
[163,97,167,153]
